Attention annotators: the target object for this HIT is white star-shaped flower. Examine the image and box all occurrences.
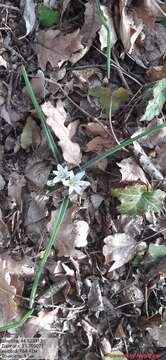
[47,164,69,186]
[63,170,90,195]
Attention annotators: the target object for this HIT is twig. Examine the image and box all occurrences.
[109,97,129,152]
[132,140,164,182]
[93,45,142,86]
[45,77,112,137]
[0,4,21,12]
[112,49,132,95]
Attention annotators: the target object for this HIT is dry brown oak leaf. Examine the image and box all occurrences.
[36,1,100,70]
[42,100,82,165]
[36,29,83,70]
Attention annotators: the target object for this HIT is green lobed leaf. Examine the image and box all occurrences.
[148,243,166,260]
[89,86,129,115]
[112,186,166,216]
[38,5,60,27]
[141,79,166,122]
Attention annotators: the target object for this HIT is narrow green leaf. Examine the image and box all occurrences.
[112,186,165,216]
[21,65,61,163]
[38,5,60,27]
[0,309,33,332]
[81,122,166,171]
[29,197,69,308]
[149,243,166,260]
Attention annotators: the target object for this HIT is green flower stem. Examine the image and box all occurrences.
[0,309,33,332]
[81,123,166,170]
[21,65,62,163]
[0,197,69,332]
[29,197,69,308]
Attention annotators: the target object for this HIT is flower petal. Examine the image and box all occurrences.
[79,180,90,187]
[69,170,75,179]
[47,180,55,187]
[69,186,74,195]
[57,164,64,171]
[63,179,70,186]
[74,185,82,194]
[76,171,85,180]
[52,176,61,184]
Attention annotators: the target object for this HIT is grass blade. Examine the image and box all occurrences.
[21,65,62,163]
[0,309,33,332]
[29,197,69,308]
[81,123,166,170]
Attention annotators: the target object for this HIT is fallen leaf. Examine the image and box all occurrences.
[0,211,10,248]
[42,100,82,165]
[0,55,7,68]
[117,157,149,184]
[24,193,48,226]
[82,122,108,137]
[0,105,22,124]
[98,6,117,50]
[0,258,17,327]
[83,122,122,153]
[123,283,144,307]
[138,118,166,149]
[23,70,45,100]
[134,0,166,27]
[114,214,143,238]
[112,186,166,216]
[47,206,89,257]
[25,157,51,188]
[0,254,35,277]
[73,67,102,86]
[119,0,144,52]
[36,28,83,70]
[85,135,115,153]
[103,233,136,271]
[118,1,166,68]
[88,279,104,312]
[147,326,166,347]
[23,309,59,337]
[147,63,166,81]
[61,0,71,17]
[70,0,100,64]
[0,174,5,190]
[36,1,100,69]
[21,117,41,149]
[21,0,36,37]
[8,172,26,210]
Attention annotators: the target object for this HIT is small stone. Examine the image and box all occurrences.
[0,174,5,190]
